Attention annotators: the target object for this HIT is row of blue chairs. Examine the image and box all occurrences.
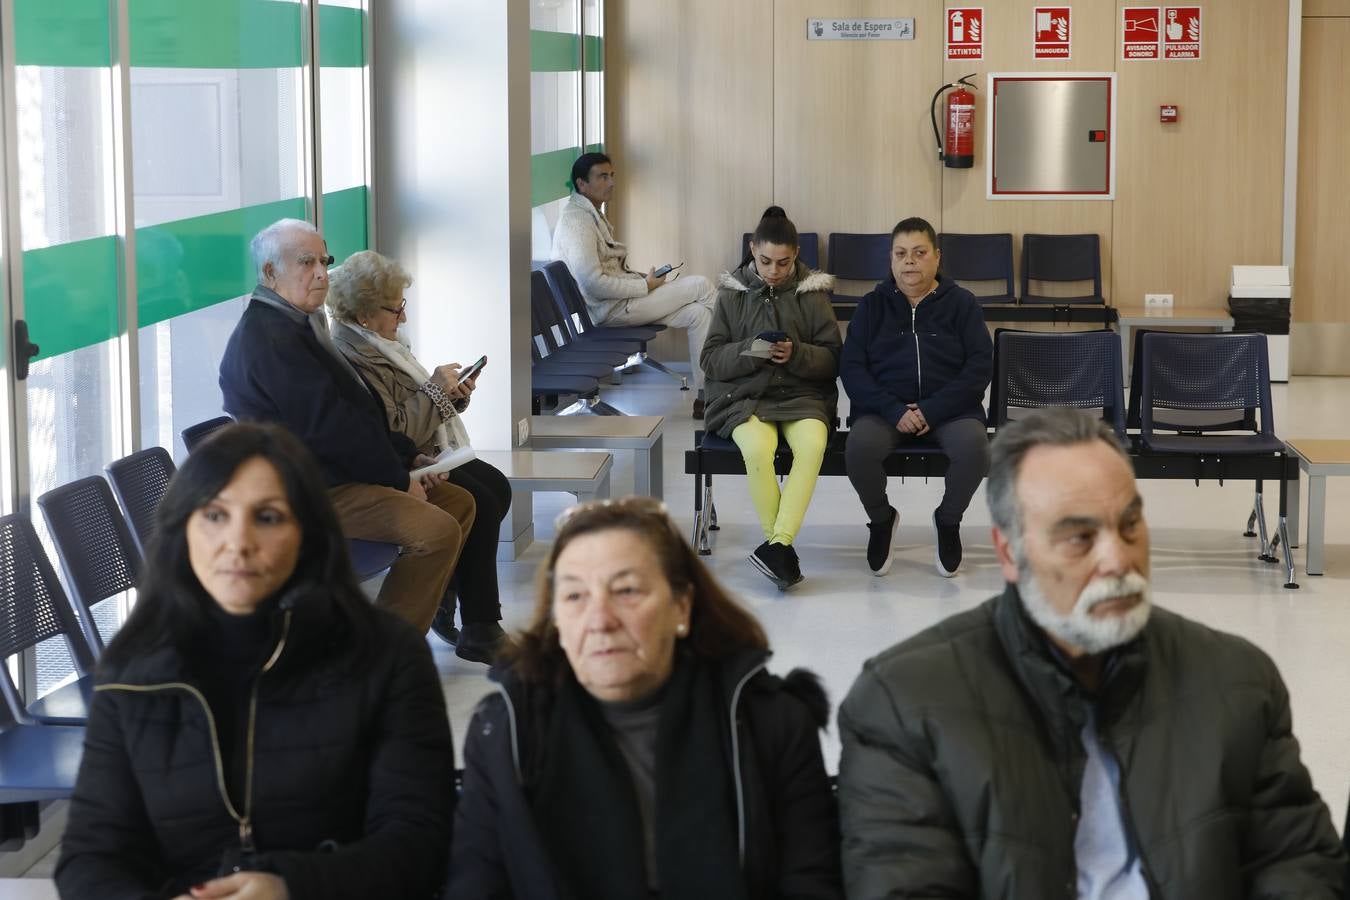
[687,331,1296,588]
[0,448,176,841]
[528,259,688,415]
[747,230,1103,308]
[1,447,175,730]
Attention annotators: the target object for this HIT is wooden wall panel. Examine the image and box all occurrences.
[1305,0,1350,17]
[771,0,943,263]
[1294,17,1350,325]
[607,0,1294,326]
[606,0,773,293]
[1113,2,1287,309]
[939,1,1118,300]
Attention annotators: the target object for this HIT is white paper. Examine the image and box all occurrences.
[410,444,477,480]
[740,338,776,359]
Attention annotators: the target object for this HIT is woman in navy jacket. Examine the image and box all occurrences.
[840,216,992,580]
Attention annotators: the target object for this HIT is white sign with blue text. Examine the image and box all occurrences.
[806,18,915,41]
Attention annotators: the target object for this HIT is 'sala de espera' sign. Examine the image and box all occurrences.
[806,18,915,41]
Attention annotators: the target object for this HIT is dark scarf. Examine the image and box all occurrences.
[531,656,747,900]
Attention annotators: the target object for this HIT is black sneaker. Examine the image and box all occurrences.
[933,510,962,577]
[456,621,512,664]
[430,605,460,646]
[866,506,899,576]
[749,541,800,591]
[782,544,804,585]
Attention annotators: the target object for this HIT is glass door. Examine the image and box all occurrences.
[5,0,129,697]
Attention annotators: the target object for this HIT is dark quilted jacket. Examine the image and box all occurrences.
[700,262,841,439]
[447,650,843,899]
[838,585,1346,899]
[55,593,455,900]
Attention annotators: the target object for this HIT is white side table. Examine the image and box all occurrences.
[1284,439,1350,576]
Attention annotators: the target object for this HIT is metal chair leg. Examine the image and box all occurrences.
[1253,487,1276,562]
[639,354,689,390]
[697,477,714,555]
[1277,462,1299,589]
[1274,518,1296,588]
[691,463,703,548]
[708,481,719,531]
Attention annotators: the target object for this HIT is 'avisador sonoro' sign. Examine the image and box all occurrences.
[806,18,915,41]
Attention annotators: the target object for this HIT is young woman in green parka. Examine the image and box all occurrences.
[699,208,840,590]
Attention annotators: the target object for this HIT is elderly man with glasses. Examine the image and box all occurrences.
[219,218,475,636]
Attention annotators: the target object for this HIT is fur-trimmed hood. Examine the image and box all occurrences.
[719,261,834,296]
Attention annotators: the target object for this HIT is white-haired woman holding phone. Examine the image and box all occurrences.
[327,250,510,664]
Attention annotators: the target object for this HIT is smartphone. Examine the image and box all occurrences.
[457,355,487,385]
[756,330,788,343]
[653,263,674,278]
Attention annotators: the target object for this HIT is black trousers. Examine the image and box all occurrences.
[844,414,990,527]
[445,458,512,624]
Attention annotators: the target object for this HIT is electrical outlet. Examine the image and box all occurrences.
[1144,293,1174,308]
[517,418,530,446]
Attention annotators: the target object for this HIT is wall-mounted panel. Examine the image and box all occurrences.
[988,74,1115,198]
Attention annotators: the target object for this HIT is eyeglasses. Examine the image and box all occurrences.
[380,298,408,315]
[554,495,669,530]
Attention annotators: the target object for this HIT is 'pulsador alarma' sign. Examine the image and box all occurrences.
[807,18,915,41]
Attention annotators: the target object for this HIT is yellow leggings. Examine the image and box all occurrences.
[730,415,828,546]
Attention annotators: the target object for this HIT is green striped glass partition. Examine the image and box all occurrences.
[11,1,371,358]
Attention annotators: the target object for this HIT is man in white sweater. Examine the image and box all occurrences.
[551,152,716,417]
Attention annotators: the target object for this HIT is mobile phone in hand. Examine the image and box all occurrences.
[457,355,487,385]
[653,263,674,278]
[756,330,788,343]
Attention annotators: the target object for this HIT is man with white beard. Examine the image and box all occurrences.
[837,407,1345,899]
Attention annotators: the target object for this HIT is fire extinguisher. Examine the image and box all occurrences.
[929,74,978,168]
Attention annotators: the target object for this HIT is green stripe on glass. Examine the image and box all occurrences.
[14,0,111,67]
[531,146,580,208]
[136,197,307,327]
[584,35,604,72]
[319,5,365,67]
[129,0,303,69]
[531,30,580,73]
[24,236,119,361]
[15,0,316,69]
[28,198,336,357]
[531,145,605,208]
[323,186,369,265]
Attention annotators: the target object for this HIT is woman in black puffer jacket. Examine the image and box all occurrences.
[56,423,455,900]
[446,496,842,900]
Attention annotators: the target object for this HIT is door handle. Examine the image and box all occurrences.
[14,319,39,381]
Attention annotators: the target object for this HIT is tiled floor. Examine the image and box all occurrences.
[432,365,1350,833]
[23,365,1350,877]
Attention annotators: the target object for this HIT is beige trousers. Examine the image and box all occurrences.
[328,480,476,633]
